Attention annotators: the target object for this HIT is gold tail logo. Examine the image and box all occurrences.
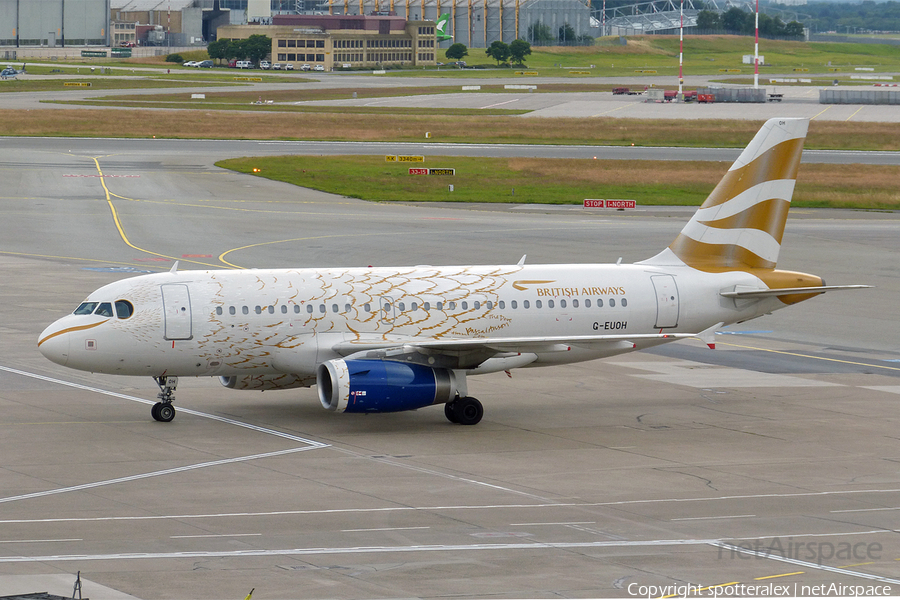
[647,118,809,272]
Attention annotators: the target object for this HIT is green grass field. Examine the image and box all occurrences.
[217,154,900,210]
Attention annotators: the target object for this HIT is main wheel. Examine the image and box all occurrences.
[444,402,459,424]
[151,402,162,421]
[157,403,176,423]
[453,397,483,426]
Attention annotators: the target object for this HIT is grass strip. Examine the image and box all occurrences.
[217,154,900,210]
[3,109,899,151]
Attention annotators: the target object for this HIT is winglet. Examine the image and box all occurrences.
[169,261,179,274]
[517,255,526,266]
[697,322,724,349]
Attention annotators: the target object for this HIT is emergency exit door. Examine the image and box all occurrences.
[161,284,193,340]
[651,275,679,329]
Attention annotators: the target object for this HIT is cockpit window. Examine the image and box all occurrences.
[74,302,98,315]
[95,302,114,317]
[115,300,134,319]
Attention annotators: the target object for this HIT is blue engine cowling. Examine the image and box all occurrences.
[317,359,461,413]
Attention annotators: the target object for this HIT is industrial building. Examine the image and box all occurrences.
[0,0,111,47]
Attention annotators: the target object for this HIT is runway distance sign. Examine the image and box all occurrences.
[387,155,425,162]
[409,168,455,175]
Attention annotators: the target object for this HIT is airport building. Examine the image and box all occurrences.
[218,14,437,69]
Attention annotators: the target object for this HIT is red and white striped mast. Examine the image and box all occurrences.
[678,0,683,98]
[754,0,759,88]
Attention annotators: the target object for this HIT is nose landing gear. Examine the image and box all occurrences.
[152,376,178,422]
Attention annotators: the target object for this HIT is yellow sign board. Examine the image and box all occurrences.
[634,70,657,74]
[793,68,809,72]
[233,77,263,82]
[718,69,741,73]
[828,67,842,72]
[569,71,591,75]
[64,82,92,87]
[386,155,425,163]
[514,71,539,75]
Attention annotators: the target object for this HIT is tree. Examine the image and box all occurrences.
[509,39,531,65]
[696,9,721,30]
[558,23,577,45]
[243,34,272,64]
[784,21,805,38]
[207,39,229,63]
[445,43,468,61]
[485,40,511,65]
[722,7,751,33]
[527,21,554,45]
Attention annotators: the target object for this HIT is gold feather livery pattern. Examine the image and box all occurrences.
[666,119,808,272]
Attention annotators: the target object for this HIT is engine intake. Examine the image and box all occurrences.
[317,359,460,413]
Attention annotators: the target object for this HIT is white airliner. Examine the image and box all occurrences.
[38,118,867,425]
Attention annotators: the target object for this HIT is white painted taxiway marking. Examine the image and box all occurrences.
[0,446,320,505]
[170,534,262,539]
[341,527,430,533]
[0,365,328,447]
[0,539,82,544]
[481,99,519,109]
[711,542,900,585]
[3,489,900,525]
[510,521,595,526]
[671,515,756,521]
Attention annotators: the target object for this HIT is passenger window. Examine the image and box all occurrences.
[229,306,236,315]
[560,299,567,309]
[424,302,430,310]
[307,304,313,314]
[319,305,326,313]
[95,302,114,317]
[345,303,351,312]
[511,300,517,309]
[486,301,493,309]
[116,300,134,319]
[74,302,98,315]
[461,301,468,310]
[597,299,603,308]
[610,298,616,308]
[291,305,297,313]
[573,299,579,308]
[242,306,249,315]
[448,302,456,310]
[436,302,443,310]
[216,306,223,316]
[498,301,505,309]
[535,300,542,309]
[269,306,276,314]
[331,304,338,313]
[523,300,530,309]
[584,299,591,308]
[622,298,628,307]
[255,306,262,314]
[398,302,405,311]
[548,299,554,309]
[411,302,418,311]
[364,302,371,312]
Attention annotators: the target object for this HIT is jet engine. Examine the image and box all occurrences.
[317,359,461,413]
[220,373,315,391]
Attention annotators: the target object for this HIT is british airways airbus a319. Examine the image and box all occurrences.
[38,118,868,425]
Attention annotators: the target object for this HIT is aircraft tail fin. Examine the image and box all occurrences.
[436,13,453,41]
[641,118,809,272]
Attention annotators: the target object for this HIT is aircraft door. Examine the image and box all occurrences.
[161,284,193,340]
[651,275,679,329]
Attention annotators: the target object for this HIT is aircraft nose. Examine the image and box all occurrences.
[38,323,70,367]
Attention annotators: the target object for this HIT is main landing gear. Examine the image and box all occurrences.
[444,396,484,426]
[152,376,178,422]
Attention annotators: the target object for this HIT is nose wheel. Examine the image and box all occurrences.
[152,376,178,422]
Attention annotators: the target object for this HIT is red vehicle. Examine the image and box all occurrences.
[698,93,715,103]
[663,90,677,102]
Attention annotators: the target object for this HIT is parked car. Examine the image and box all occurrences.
[197,60,213,68]
[182,61,198,67]
[313,64,325,71]
[300,64,311,71]
[285,63,295,70]
[272,63,283,70]
[235,60,252,69]
[453,60,467,68]
[260,60,271,69]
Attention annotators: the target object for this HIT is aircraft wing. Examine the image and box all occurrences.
[330,326,720,370]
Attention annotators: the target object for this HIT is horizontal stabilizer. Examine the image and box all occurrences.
[720,285,871,299]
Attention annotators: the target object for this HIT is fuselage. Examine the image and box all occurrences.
[38,262,788,380]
